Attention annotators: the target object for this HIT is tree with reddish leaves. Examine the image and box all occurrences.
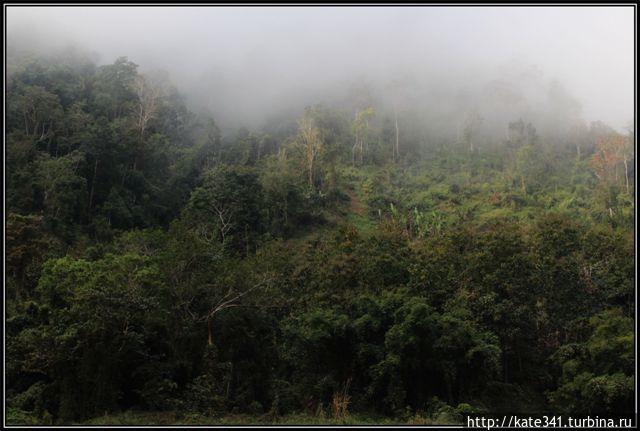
[589,135,626,185]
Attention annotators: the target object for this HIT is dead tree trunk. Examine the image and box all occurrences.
[203,281,266,346]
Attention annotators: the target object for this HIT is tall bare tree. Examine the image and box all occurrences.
[352,107,374,166]
[203,280,267,346]
[298,110,323,189]
[132,74,162,139]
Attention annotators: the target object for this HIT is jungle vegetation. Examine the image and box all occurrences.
[4,53,635,425]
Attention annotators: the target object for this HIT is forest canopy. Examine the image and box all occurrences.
[4,5,635,426]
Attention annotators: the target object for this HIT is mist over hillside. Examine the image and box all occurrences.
[7,6,633,134]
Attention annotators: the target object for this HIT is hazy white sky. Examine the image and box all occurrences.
[6,6,635,129]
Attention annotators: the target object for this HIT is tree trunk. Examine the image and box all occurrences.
[24,109,29,135]
[207,317,213,346]
[88,158,99,212]
[394,110,399,162]
[352,141,357,167]
[226,363,233,398]
[364,120,369,157]
[353,111,358,167]
[623,156,629,194]
[354,128,359,167]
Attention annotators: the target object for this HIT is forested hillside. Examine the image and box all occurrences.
[5,53,634,425]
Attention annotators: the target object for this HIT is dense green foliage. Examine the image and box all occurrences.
[5,54,634,425]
